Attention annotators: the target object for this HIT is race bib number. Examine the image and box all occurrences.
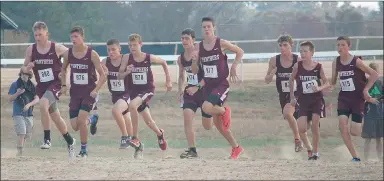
[110,79,125,92]
[281,80,297,93]
[203,65,218,78]
[187,72,198,85]
[132,72,147,85]
[340,78,356,92]
[73,73,88,85]
[302,80,318,94]
[38,68,54,83]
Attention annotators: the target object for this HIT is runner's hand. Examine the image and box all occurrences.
[126,64,134,74]
[26,62,35,70]
[312,85,320,92]
[186,86,199,96]
[290,97,297,106]
[366,96,379,105]
[166,80,172,92]
[230,64,240,83]
[90,90,98,98]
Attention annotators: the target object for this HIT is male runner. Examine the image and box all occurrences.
[190,17,244,159]
[101,39,133,149]
[21,21,75,156]
[290,41,330,160]
[118,33,171,158]
[61,26,107,157]
[331,36,379,162]
[177,28,213,159]
[264,34,305,152]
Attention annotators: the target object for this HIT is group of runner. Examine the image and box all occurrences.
[264,34,379,161]
[15,17,380,161]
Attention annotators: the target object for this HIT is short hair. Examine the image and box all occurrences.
[277,34,293,45]
[181,28,195,39]
[19,69,33,79]
[106,39,120,46]
[300,41,315,52]
[201,17,215,26]
[337,36,351,46]
[32,21,48,32]
[70,26,84,36]
[129,33,142,43]
[369,62,379,72]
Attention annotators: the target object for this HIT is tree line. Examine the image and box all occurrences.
[1,1,383,43]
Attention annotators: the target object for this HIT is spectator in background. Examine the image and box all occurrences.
[362,62,383,161]
[8,69,40,156]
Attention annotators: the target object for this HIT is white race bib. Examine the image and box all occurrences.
[340,78,356,92]
[281,80,297,93]
[38,68,54,83]
[187,72,198,85]
[110,79,125,92]
[132,72,147,85]
[73,73,88,85]
[203,65,218,78]
[302,80,318,94]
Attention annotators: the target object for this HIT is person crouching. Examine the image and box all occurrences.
[8,69,39,156]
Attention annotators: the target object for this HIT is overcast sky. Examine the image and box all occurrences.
[341,2,380,11]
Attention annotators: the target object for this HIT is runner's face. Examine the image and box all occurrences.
[202,21,215,37]
[107,44,121,59]
[70,32,84,45]
[181,34,194,49]
[337,40,350,55]
[279,41,291,54]
[128,41,142,53]
[299,46,313,60]
[34,29,48,44]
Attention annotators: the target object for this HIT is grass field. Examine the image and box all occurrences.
[1,61,383,180]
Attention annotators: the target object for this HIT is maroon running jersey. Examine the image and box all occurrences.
[31,42,62,93]
[127,53,155,93]
[180,52,204,87]
[199,37,229,88]
[295,61,323,98]
[275,54,298,95]
[106,56,129,95]
[68,47,97,97]
[336,56,367,100]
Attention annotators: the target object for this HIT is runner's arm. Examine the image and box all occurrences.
[177,56,185,93]
[330,59,338,87]
[91,50,107,93]
[150,55,171,83]
[317,64,331,91]
[55,44,69,57]
[221,39,244,67]
[21,45,33,73]
[289,62,298,100]
[118,54,130,80]
[60,50,70,86]
[356,58,379,92]
[101,58,108,73]
[265,56,276,84]
[191,43,200,75]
